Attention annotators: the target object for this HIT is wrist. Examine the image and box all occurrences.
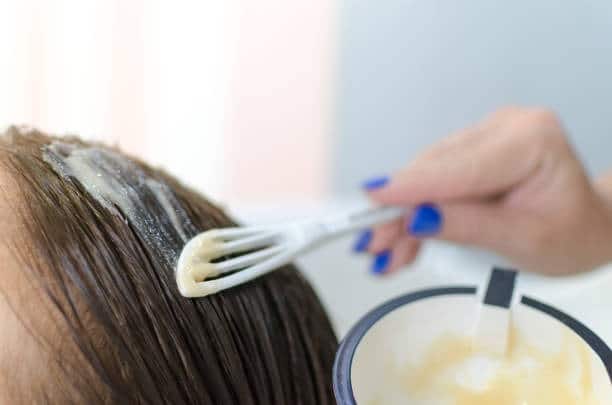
[594,186,612,266]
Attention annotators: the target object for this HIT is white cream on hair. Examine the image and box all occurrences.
[43,141,197,269]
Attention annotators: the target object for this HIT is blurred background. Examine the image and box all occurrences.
[2,0,612,338]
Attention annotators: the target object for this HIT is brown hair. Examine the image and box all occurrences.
[0,127,337,404]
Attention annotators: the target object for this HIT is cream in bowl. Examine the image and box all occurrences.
[333,269,612,405]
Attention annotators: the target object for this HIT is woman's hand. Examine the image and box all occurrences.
[354,107,612,276]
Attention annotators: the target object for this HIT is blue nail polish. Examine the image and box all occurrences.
[362,176,389,190]
[371,250,391,274]
[352,230,373,252]
[408,203,442,237]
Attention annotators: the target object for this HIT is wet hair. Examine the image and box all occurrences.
[0,127,337,404]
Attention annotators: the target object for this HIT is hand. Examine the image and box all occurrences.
[354,107,612,276]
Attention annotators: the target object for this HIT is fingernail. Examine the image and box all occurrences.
[362,175,389,191]
[408,203,442,237]
[371,250,391,274]
[352,229,373,252]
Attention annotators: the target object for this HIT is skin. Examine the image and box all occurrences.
[0,161,75,403]
[0,162,42,403]
[366,107,612,275]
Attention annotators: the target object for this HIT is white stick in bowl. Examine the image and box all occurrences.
[473,268,518,356]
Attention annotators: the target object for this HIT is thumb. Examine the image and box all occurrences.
[413,202,522,254]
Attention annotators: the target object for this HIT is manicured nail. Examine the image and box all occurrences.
[352,229,373,252]
[371,250,391,274]
[362,175,389,191]
[408,203,442,237]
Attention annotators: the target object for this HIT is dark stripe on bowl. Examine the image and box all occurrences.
[333,286,478,405]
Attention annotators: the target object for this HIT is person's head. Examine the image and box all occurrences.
[0,126,337,404]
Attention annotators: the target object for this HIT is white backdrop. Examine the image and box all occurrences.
[334,0,612,193]
[0,0,334,204]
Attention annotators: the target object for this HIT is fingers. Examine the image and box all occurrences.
[366,237,421,276]
[387,237,421,273]
[367,220,403,254]
[352,219,422,275]
[355,107,584,276]
[364,108,563,206]
[369,220,421,274]
[352,202,521,275]
[368,133,541,205]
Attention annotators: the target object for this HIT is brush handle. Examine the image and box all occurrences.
[320,206,406,237]
[474,268,518,356]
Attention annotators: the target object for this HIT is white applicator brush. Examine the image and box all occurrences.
[176,206,405,297]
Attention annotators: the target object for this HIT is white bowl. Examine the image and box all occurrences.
[333,268,612,404]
